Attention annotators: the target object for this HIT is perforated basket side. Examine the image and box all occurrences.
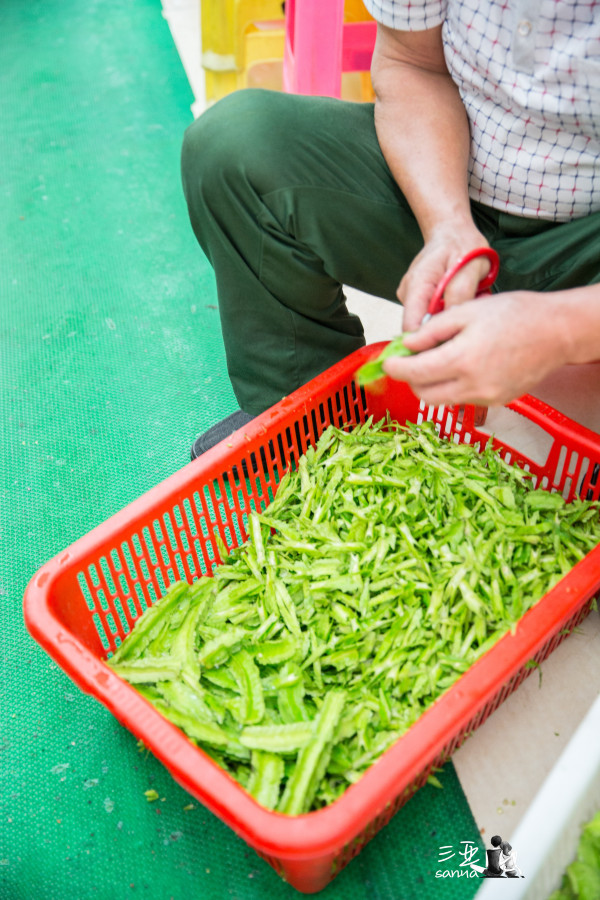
[64,374,370,658]
[23,344,600,894]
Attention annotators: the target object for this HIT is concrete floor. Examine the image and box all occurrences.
[162,0,600,853]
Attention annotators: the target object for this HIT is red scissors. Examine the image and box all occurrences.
[422,246,500,425]
[422,246,500,322]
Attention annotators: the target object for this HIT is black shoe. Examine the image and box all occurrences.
[190,410,255,461]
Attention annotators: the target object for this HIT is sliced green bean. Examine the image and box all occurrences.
[229,649,265,725]
[197,627,247,668]
[239,721,314,753]
[110,580,189,663]
[278,690,346,816]
[152,701,230,747]
[109,658,182,683]
[246,751,285,810]
[355,336,413,386]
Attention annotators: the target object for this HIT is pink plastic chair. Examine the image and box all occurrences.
[283,0,377,98]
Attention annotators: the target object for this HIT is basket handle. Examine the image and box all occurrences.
[508,394,600,454]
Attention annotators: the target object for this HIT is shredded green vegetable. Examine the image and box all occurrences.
[108,418,600,814]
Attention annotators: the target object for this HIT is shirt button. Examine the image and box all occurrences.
[517,19,532,36]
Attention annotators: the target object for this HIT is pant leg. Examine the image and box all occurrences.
[472,204,600,292]
[181,88,425,415]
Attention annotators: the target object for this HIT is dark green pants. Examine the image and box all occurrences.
[181,89,600,415]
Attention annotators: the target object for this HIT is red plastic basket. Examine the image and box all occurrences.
[23,344,600,893]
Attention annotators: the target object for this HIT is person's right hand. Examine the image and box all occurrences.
[398,222,493,331]
[384,288,573,409]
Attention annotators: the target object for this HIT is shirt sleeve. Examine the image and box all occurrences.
[362,0,446,30]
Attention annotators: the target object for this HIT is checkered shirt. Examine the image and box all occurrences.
[363,0,600,221]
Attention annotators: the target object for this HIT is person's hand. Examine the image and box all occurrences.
[399,223,493,331]
[383,291,572,408]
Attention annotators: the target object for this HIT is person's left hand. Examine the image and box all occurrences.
[383,290,571,407]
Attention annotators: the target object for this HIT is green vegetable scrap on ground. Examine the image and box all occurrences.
[548,810,600,899]
[108,418,600,815]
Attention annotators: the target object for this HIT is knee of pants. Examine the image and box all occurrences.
[181,89,296,207]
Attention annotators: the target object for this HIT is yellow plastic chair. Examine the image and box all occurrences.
[201,0,286,104]
[200,0,374,105]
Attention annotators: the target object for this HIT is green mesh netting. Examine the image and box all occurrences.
[0,0,483,896]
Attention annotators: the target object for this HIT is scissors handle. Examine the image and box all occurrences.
[427,246,500,318]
